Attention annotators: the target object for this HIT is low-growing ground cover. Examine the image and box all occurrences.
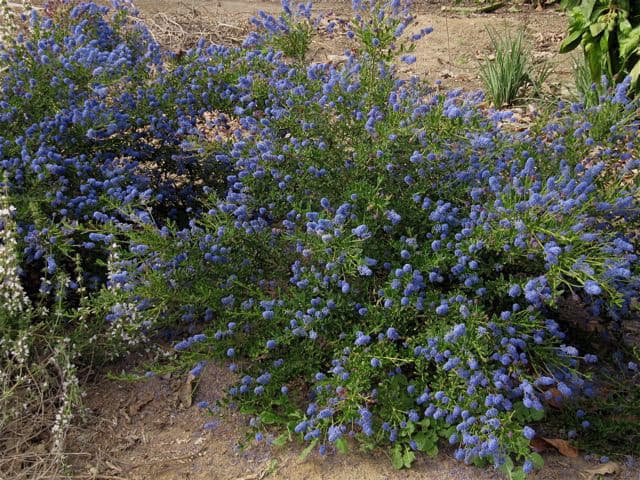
[1,1,639,478]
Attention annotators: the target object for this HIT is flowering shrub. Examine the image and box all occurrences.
[1,1,639,478]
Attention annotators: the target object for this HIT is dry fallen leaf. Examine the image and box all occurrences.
[530,437,548,453]
[128,390,154,415]
[541,437,579,458]
[544,388,565,409]
[582,461,620,480]
[177,373,195,408]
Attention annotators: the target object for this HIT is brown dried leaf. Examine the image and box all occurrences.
[541,437,579,458]
[582,462,620,480]
[530,437,548,453]
[177,373,195,408]
[128,390,154,416]
[543,387,564,409]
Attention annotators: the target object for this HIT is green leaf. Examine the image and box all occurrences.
[560,30,583,53]
[403,448,416,468]
[419,418,431,429]
[511,467,526,480]
[589,22,606,37]
[581,0,596,20]
[271,434,288,447]
[629,59,640,85]
[619,19,633,34]
[499,457,515,478]
[335,437,349,454]
[391,444,404,470]
[530,407,545,421]
[425,443,439,457]
[299,438,318,460]
[586,41,603,81]
[259,411,281,425]
[413,432,433,451]
[403,421,416,436]
[620,26,640,58]
[530,452,545,469]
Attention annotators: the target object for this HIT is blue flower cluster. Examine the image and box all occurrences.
[3,0,639,477]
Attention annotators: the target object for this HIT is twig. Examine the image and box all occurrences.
[440,2,505,14]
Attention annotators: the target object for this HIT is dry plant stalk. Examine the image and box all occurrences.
[140,2,246,51]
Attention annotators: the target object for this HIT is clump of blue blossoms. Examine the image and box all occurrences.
[1,0,639,478]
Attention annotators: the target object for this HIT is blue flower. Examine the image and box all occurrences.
[352,224,371,239]
[584,280,602,295]
[386,327,400,341]
[435,303,449,315]
[523,460,534,474]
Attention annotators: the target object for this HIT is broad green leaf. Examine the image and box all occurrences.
[620,26,640,58]
[581,0,596,19]
[299,438,318,460]
[589,22,606,37]
[530,407,545,421]
[591,6,609,22]
[586,41,603,81]
[404,421,415,436]
[530,452,545,469]
[259,411,281,425]
[413,432,434,451]
[511,467,526,480]
[599,30,614,78]
[391,444,404,470]
[403,448,416,468]
[271,434,288,447]
[620,18,633,34]
[425,443,439,457]
[335,437,349,454]
[629,59,640,85]
[560,30,583,53]
[501,456,515,473]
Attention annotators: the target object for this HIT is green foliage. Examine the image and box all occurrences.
[479,28,535,106]
[573,55,605,105]
[272,17,314,61]
[560,0,640,90]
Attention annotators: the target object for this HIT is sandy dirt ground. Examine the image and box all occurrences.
[65,358,640,480]
[133,0,576,94]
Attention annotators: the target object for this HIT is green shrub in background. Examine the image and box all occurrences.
[480,28,530,106]
[560,0,640,90]
[479,28,551,106]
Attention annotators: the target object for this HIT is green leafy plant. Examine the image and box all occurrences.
[560,0,640,90]
[479,28,532,106]
[573,55,604,105]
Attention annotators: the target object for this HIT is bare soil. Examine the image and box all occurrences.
[63,357,639,480]
[136,0,577,93]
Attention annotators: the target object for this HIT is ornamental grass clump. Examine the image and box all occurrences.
[479,28,531,106]
[0,1,639,478]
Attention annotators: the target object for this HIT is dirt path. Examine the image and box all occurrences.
[65,360,639,480]
[135,0,576,94]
